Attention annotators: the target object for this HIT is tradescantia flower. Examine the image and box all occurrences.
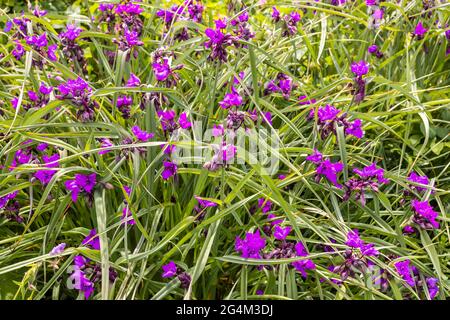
[65,173,97,202]
[307,105,364,139]
[265,73,295,99]
[204,24,239,62]
[345,230,379,257]
[49,243,66,256]
[82,229,100,250]
[343,163,389,206]
[203,143,237,171]
[273,225,292,240]
[161,161,178,180]
[413,21,428,39]
[117,95,133,118]
[56,77,98,122]
[162,261,177,278]
[161,261,191,289]
[394,259,439,299]
[235,230,266,259]
[368,44,383,58]
[306,151,344,188]
[411,199,439,230]
[258,198,272,214]
[407,172,432,193]
[132,125,154,142]
[219,86,243,109]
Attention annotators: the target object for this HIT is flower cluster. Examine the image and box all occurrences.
[306,150,344,189]
[161,261,192,289]
[350,60,370,103]
[69,229,117,299]
[265,73,296,100]
[343,162,390,206]
[56,77,98,122]
[394,259,439,299]
[307,104,364,139]
[272,7,301,37]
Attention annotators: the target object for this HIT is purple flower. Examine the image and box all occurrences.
[273,225,292,240]
[162,261,178,278]
[59,24,83,41]
[345,119,364,138]
[47,44,58,61]
[426,277,439,299]
[132,126,154,142]
[153,59,171,82]
[0,191,18,210]
[368,44,378,53]
[316,159,344,188]
[346,230,379,256]
[161,161,178,180]
[292,259,316,278]
[345,230,365,248]
[403,225,416,235]
[204,27,238,62]
[122,207,135,225]
[178,112,192,129]
[411,199,439,229]
[414,21,427,38]
[65,173,97,202]
[99,138,114,155]
[82,229,100,250]
[235,230,266,259]
[127,73,141,87]
[258,198,272,214]
[272,7,280,22]
[12,42,25,60]
[298,95,316,105]
[117,95,133,118]
[353,163,389,184]
[70,269,94,299]
[212,124,224,137]
[195,196,218,208]
[295,242,308,257]
[36,143,48,152]
[351,60,370,77]
[26,33,48,48]
[394,260,416,287]
[407,172,430,192]
[35,170,57,185]
[39,83,53,95]
[306,149,323,164]
[50,243,66,256]
[219,87,243,109]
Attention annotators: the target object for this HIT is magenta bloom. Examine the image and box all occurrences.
[59,24,82,41]
[345,119,364,138]
[351,60,370,77]
[394,260,416,286]
[353,162,389,184]
[411,199,440,229]
[99,138,114,155]
[345,230,365,248]
[122,207,135,225]
[414,21,427,38]
[195,196,218,208]
[64,173,97,202]
[219,87,243,109]
[132,126,154,142]
[161,161,178,180]
[292,259,316,278]
[82,229,100,250]
[306,149,323,164]
[273,225,292,240]
[346,230,379,257]
[127,73,141,87]
[178,112,192,129]
[235,230,266,259]
[50,243,66,256]
[153,59,171,82]
[258,198,272,214]
[162,261,178,278]
[316,159,344,189]
[70,269,94,299]
[407,172,430,192]
[212,124,224,137]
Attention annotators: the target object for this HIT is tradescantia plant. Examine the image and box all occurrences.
[0,0,449,300]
